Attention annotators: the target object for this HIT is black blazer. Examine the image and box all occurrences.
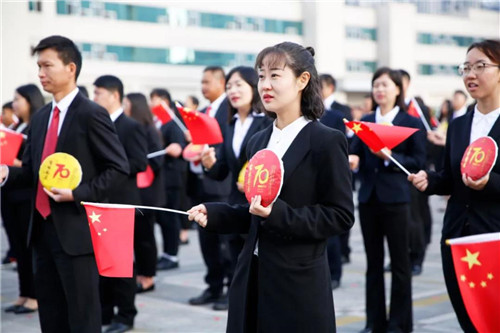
[204,121,354,332]
[3,123,31,203]
[187,98,231,198]
[140,124,166,207]
[426,110,500,241]
[351,111,426,204]
[320,109,346,134]
[107,113,147,205]
[160,121,187,189]
[329,100,352,121]
[6,92,129,255]
[205,114,273,204]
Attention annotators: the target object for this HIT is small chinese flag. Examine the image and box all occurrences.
[0,129,24,166]
[151,103,172,125]
[176,104,223,145]
[407,98,438,130]
[137,164,155,188]
[448,232,500,333]
[82,203,135,278]
[345,120,419,152]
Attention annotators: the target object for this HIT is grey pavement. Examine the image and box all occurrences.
[1,194,461,332]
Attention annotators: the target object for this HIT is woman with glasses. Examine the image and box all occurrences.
[409,39,500,333]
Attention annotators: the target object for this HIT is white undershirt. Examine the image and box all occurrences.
[49,87,79,135]
[470,105,500,144]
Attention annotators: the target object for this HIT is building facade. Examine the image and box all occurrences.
[2,0,499,110]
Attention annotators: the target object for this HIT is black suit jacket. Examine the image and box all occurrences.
[351,111,426,204]
[426,111,500,241]
[6,92,129,255]
[187,98,231,198]
[329,100,352,121]
[205,114,273,204]
[107,113,147,205]
[160,121,187,189]
[204,121,354,332]
[320,109,346,134]
[140,124,166,207]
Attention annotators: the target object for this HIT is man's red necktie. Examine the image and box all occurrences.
[35,106,60,218]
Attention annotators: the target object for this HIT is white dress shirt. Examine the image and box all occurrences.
[207,93,226,118]
[48,87,79,135]
[470,105,500,144]
[375,105,399,125]
[109,107,124,123]
[453,105,467,119]
[323,93,335,111]
[232,111,264,158]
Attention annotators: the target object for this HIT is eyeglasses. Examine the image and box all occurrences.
[457,62,500,77]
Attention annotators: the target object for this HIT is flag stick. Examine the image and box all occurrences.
[411,98,432,132]
[81,201,190,216]
[381,150,411,176]
[160,100,188,133]
[147,149,167,159]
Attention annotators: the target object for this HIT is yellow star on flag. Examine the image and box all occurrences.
[487,273,494,280]
[460,275,466,282]
[469,282,475,288]
[89,211,101,223]
[351,123,362,134]
[461,249,481,270]
[481,281,487,288]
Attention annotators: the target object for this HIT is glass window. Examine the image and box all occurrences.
[346,60,377,73]
[417,32,483,46]
[346,26,377,41]
[417,63,458,76]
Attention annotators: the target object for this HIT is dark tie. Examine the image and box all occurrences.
[35,106,60,218]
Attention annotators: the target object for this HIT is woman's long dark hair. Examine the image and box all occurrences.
[371,67,406,112]
[255,42,324,120]
[126,93,154,126]
[15,84,45,121]
[225,66,264,123]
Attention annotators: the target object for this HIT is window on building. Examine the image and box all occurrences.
[418,64,459,76]
[346,60,377,73]
[28,1,42,12]
[417,32,483,46]
[346,26,377,41]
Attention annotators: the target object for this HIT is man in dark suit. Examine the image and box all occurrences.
[93,75,148,333]
[320,74,352,120]
[0,35,129,333]
[187,66,233,310]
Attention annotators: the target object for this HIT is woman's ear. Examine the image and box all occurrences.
[297,71,311,91]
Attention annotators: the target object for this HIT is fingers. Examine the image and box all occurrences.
[187,204,208,227]
[249,195,272,218]
[43,187,57,201]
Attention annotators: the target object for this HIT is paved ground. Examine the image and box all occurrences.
[1,194,462,332]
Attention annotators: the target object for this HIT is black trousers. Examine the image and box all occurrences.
[327,236,342,281]
[33,214,101,333]
[134,210,157,276]
[157,187,183,256]
[100,274,137,326]
[359,199,413,333]
[409,186,430,266]
[441,240,477,333]
[2,199,35,298]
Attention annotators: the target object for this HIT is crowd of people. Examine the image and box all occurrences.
[0,34,499,333]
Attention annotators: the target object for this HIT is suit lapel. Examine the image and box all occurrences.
[56,93,81,151]
[239,116,266,163]
[459,111,474,150]
[487,113,500,141]
[391,110,406,126]
[281,122,312,185]
[34,105,52,167]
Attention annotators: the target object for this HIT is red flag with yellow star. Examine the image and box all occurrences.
[448,232,500,333]
[345,120,419,152]
[151,103,172,125]
[176,104,223,145]
[82,203,135,278]
[0,128,24,166]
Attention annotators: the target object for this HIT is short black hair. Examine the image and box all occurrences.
[454,90,467,98]
[2,101,13,110]
[93,75,124,101]
[32,35,82,81]
[188,95,199,107]
[399,69,411,81]
[150,88,172,107]
[204,66,226,82]
[319,74,336,88]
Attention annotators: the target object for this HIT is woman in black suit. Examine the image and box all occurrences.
[349,68,426,333]
[2,84,45,314]
[188,42,354,332]
[200,66,272,310]
[123,93,166,293]
[409,39,500,333]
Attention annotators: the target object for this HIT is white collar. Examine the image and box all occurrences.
[375,105,400,124]
[473,105,500,122]
[209,93,226,113]
[51,87,79,113]
[271,115,310,136]
[110,107,124,122]
[323,93,335,110]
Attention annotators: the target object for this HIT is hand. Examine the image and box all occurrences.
[165,143,182,158]
[236,182,244,193]
[187,204,208,228]
[427,131,446,147]
[348,154,359,171]
[370,147,391,160]
[201,147,216,170]
[13,158,22,167]
[249,195,272,218]
[408,170,428,192]
[184,130,192,143]
[462,173,489,191]
[43,187,74,202]
[0,165,8,183]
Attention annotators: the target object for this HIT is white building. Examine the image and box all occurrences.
[1,0,499,109]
